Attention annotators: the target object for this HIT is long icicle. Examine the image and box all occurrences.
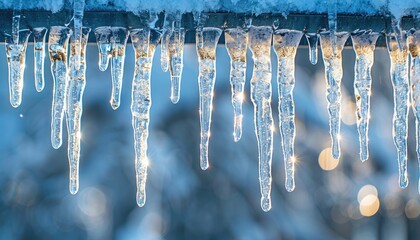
[273,29,303,192]
[249,26,274,212]
[130,28,161,207]
[48,26,72,149]
[408,29,420,193]
[66,27,90,195]
[351,30,380,162]
[109,27,129,109]
[225,27,248,142]
[168,12,185,104]
[386,32,410,188]
[5,29,31,108]
[196,27,222,170]
[94,26,112,71]
[319,31,349,159]
[33,27,48,92]
[72,0,85,70]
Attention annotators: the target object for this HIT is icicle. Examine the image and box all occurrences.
[327,0,338,55]
[130,28,161,207]
[350,30,380,162]
[12,0,22,45]
[66,27,90,195]
[109,27,129,109]
[225,27,248,142]
[196,27,222,170]
[408,29,420,193]
[386,32,410,188]
[319,31,349,159]
[273,29,303,192]
[161,13,175,73]
[48,26,72,149]
[5,29,31,108]
[249,26,274,212]
[72,0,85,70]
[33,27,48,92]
[94,27,112,71]
[305,33,318,65]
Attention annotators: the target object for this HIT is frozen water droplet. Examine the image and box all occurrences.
[305,33,318,65]
[94,27,112,71]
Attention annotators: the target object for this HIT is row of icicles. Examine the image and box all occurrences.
[5,15,420,211]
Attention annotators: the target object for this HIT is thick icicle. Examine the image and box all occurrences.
[386,32,410,188]
[48,26,72,149]
[33,27,48,92]
[351,30,380,162]
[66,27,90,195]
[305,33,318,65]
[319,31,349,159]
[408,29,420,193]
[94,27,112,71]
[249,26,274,212]
[225,27,248,142]
[196,27,222,170]
[72,0,85,70]
[5,29,31,108]
[130,28,161,207]
[109,27,129,109]
[273,29,303,192]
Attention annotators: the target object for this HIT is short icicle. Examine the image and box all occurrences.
[168,12,185,103]
[408,29,420,193]
[386,32,410,188]
[72,0,85,70]
[225,27,248,142]
[249,26,274,212]
[5,29,31,108]
[109,27,129,109]
[319,31,349,159]
[305,33,318,65]
[66,27,90,195]
[350,30,380,162]
[33,27,48,92]
[273,29,303,192]
[94,27,112,71]
[196,27,222,170]
[48,26,72,149]
[130,28,161,207]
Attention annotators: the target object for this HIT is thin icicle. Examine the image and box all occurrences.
[273,29,303,192]
[196,27,222,170]
[72,0,85,70]
[94,27,112,71]
[386,32,410,188]
[319,31,349,159]
[33,27,48,92]
[48,26,72,149]
[109,27,129,109]
[351,30,380,162]
[12,0,22,44]
[249,26,274,212]
[130,28,161,207]
[225,27,248,142]
[408,29,420,193]
[66,27,90,195]
[161,13,175,73]
[5,29,31,108]
[305,33,318,65]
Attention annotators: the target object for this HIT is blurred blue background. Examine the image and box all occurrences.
[0,40,420,240]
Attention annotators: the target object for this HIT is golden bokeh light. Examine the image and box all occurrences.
[359,194,380,217]
[357,184,378,203]
[318,147,339,171]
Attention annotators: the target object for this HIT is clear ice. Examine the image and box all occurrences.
[386,32,410,188]
[130,28,161,207]
[48,26,72,149]
[351,30,380,162]
[319,31,349,159]
[5,29,31,108]
[109,27,129,109]
[225,27,248,142]
[408,29,420,193]
[33,27,48,92]
[196,27,222,170]
[72,0,85,70]
[66,27,90,195]
[12,0,22,45]
[305,33,318,65]
[273,29,303,192]
[161,13,175,73]
[94,27,112,71]
[249,26,274,212]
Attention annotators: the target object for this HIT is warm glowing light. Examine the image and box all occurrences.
[357,184,378,203]
[405,199,420,219]
[291,156,296,163]
[271,125,275,132]
[337,134,342,141]
[359,194,380,217]
[318,147,339,171]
